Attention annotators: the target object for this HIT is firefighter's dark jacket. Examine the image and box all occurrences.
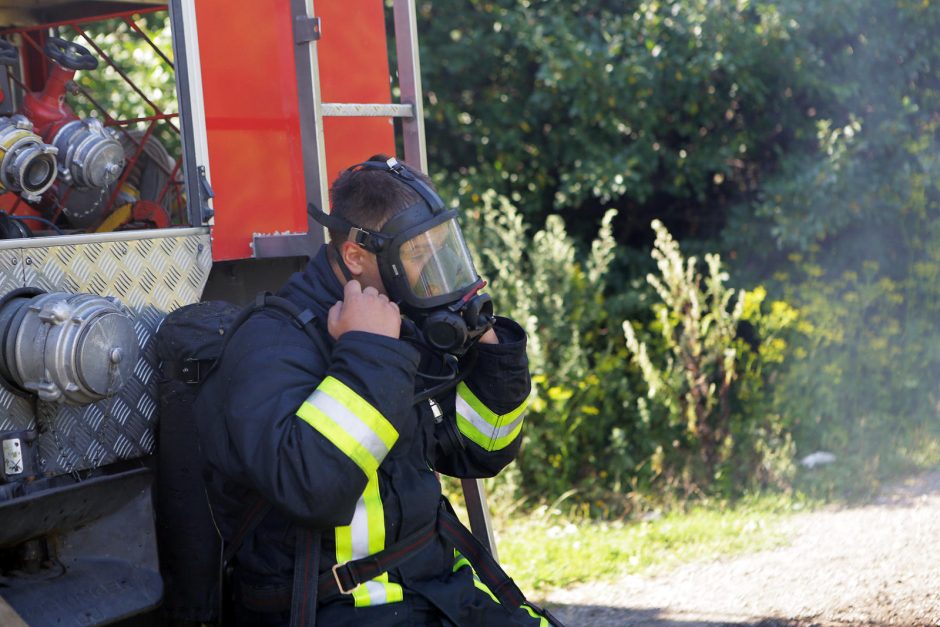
[195,246,531,613]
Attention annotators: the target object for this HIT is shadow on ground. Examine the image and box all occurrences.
[548,604,803,627]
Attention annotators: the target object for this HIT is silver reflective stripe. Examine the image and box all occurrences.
[456,396,525,441]
[364,580,388,604]
[350,496,370,559]
[310,389,391,462]
[347,485,392,606]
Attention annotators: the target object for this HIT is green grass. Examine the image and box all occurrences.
[488,495,808,596]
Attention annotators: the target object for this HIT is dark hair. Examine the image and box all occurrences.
[327,154,434,245]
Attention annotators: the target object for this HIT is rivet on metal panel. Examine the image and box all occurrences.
[10,257,16,266]
[24,257,32,266]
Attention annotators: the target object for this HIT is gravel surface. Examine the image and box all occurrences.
[544,469,940,626]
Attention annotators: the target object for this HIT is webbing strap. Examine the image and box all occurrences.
[290,528,321,627]
[319,516,438,597]
[437,508,526,608]
[218,496,273,625]
[438,503,565,626]
[222,497,271,567]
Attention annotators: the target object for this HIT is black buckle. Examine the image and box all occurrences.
[180,358,201,384]
[348,226,370,246]
[348,227,387,254]
[331,562,357,595]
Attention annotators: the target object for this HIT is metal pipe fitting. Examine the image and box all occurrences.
[0,115,58,202]
[0,290,139,405]
[51,118,125,190]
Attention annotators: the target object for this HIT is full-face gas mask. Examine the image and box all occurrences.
[309,158,494,356]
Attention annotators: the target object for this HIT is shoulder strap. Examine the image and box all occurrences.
[207,293,329,625]
[291,528,321,627]
[220,496,272,567]
[240,293,330,627]
[254,292,330,359]
[206,292,330,385]
[217,495,273,625]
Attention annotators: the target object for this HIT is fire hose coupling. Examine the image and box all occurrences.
[0,289,139,405]
[0,115,58,202]
[52,118,124,189]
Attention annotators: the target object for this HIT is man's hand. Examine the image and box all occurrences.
[328,280,401,340]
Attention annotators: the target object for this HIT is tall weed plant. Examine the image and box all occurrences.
[624,221,797,498]
[463,199,796,512]
[461,191,644,513]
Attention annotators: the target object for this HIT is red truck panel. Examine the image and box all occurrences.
[318,2,398,184]
[197,0,396,261]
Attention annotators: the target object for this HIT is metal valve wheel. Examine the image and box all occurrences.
[44,36,98,71]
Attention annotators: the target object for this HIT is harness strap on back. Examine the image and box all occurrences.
[207,293,329,625]
[291,528,321,627]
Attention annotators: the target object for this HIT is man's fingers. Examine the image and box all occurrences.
[332,282,400,339]
[327,301,342,331]
[344,279,362,297]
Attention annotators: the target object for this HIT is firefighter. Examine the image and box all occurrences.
[195,156,558,626]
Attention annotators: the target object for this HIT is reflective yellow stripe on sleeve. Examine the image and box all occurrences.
[296,376,398,476]
[335,473,403,607]
[455,382,527,451]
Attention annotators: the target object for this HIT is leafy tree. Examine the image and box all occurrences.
[725,0,940,494]
[427,0,940,499]
[419,0,818,246]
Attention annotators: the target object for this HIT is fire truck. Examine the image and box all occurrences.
[0,1,497,624]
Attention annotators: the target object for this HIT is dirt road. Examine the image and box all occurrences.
[545,470,940,626]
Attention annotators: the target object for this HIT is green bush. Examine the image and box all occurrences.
[727,0,940,496]
[624,221,796,497]
[437,0,940,500]
[772,246,940,498]
[464,202,796,511]
[462,192,648,512]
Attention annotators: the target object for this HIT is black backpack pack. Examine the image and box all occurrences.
[154,293,326,624]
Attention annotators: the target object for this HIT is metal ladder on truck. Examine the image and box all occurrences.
[289,0,501,560]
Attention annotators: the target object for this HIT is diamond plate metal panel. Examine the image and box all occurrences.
[0,254,34,437]
[2,233,211,476]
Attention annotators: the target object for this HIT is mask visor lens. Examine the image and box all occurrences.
[399,218,478,300]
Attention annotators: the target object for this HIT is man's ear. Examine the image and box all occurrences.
[339,241,368,276]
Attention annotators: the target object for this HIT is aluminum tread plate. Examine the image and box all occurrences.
[0,233,211,476]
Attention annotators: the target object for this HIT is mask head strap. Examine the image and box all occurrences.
[308,156,443,251]
[349,157,446,214]
[307,202,390,254]
[327,242,354,282]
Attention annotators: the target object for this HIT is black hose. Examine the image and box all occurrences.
[9,215,64,234]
